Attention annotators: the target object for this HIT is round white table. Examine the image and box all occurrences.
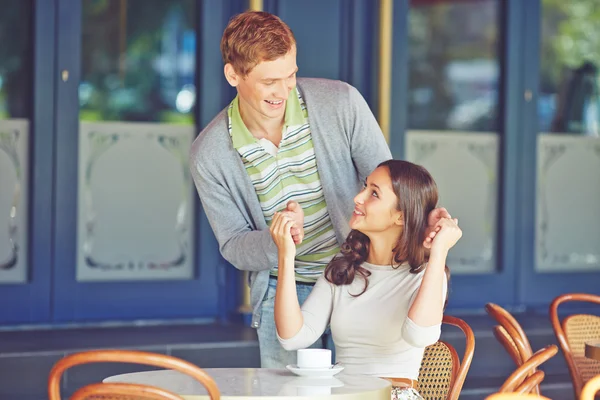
[104,368,392,399]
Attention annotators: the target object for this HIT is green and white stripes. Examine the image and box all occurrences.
[228,88,339,281]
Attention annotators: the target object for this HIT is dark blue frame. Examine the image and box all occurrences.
[0,0,56,325]
[263,0,375,102]
[275,0,372,89]
[200,0,247,322]
[5,0,597,326]
[500,0,528,310]
[51,0,229,322]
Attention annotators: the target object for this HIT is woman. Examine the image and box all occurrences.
[270,160,462,400]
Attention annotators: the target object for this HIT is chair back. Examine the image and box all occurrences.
[486,303,534,365]
[549,293,600,399]
[417,315,475,400]
[48,349,220,400]
[418,341,456,400]
[486,303,542,395]
[485,393,552,400]
[514,371,545,395]
[70,383,184,400]
[499,345,558,393]
[493,325,522,366]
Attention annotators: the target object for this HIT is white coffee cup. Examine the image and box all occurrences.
[296,349,332,369]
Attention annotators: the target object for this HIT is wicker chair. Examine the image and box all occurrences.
[493,325,522,366]
[485,393,552,400]
[70,383,184,400]
[549,293,600,399]
[486,303,542,395]
[416,315,475,400]
[498,345,558,394]
[48,349,221,400]
[581,374,600,400]
[486,303,535,365]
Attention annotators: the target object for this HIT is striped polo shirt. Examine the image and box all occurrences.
[227,88,340,282]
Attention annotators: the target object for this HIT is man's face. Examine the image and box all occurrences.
[225,46,298,122]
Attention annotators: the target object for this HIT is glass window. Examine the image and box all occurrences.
[80,0,196,124]
[0,1,33,119]
[0,0,32,283]
[535,0,600,272]
[408,0,499,131]
[405,0,501,274]
[539,0,600,135]
[76,0,197,281]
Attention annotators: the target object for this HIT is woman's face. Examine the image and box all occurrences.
[350,166,403,234]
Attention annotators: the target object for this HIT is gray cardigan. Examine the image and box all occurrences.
[189,78,392,327]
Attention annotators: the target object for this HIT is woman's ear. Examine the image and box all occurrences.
[394,211,404,226]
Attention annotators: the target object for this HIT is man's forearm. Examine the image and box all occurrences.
[219,229,279,272]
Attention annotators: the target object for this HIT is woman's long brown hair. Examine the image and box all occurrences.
[324,160,450,297]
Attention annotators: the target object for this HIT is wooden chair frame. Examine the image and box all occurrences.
[499,345,558,393]
[549,293,600,399]
[485,393,552,400]
[514,371,545,395]
[70,383,183,400]
[486,303,541,395]
[417,315,475,400]
[48,349,221,400]
[486,303,535,365]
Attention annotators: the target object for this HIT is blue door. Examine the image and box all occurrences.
[50,0,237,323]
[0,0,53,324]
[516,0,600,309]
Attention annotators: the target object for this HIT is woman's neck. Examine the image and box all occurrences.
[365,232,399,266]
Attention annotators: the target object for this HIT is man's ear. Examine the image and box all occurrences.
[224,63,239,87]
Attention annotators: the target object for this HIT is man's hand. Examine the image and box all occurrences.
[283,200,304,245]
[423,207,452,249]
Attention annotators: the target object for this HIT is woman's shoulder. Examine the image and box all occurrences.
[316,274,336,291]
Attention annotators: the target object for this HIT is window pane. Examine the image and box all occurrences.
[0,0,32,119]
[0,0,32,283]
[406,0,501,275]
[77,0,197,281]
[408,0,499,131]
[536,0,600,272]
[80,0,196,124]
[539,1,600,135]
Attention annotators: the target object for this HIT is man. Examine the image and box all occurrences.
[189,11,448,368]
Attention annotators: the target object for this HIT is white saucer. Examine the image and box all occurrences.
[286,364,344,378]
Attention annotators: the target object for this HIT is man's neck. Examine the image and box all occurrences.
[238,99,284,142]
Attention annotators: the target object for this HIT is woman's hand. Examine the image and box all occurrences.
[270,211,297,261]
[430,217,462,256]
[423,207,451,248]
